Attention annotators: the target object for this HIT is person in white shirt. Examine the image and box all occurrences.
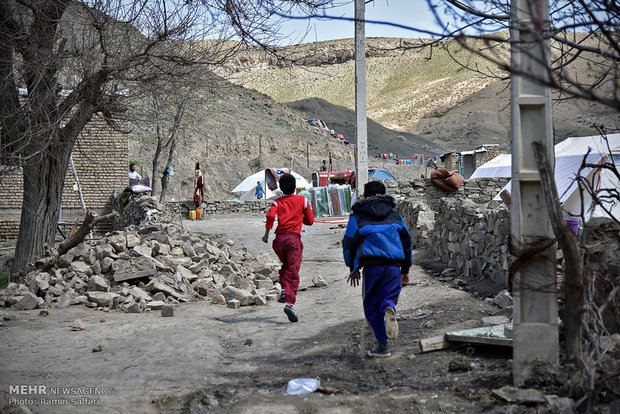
[128,163,142,186]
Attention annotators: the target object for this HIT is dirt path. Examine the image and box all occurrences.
[0,214,510,413]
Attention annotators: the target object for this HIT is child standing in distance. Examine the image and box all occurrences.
[262,173,315,322]
[342,181,412,357]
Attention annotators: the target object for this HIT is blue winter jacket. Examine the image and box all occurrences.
[342,194,412,276]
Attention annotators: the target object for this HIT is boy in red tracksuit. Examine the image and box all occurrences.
[262,173,314,322]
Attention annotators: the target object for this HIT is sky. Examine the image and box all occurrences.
[274,0,444,45]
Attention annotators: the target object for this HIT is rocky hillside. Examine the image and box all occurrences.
[216,35,618,152]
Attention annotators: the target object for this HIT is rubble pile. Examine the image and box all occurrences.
[0,221,282,313]
[116,193,173,229]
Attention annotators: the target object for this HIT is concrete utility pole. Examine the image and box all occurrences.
[510,0,558,385]
[354,0,368,195]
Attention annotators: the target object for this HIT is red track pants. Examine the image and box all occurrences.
[272,232,303,305]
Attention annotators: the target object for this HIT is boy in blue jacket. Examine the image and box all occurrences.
[342,181,412,357]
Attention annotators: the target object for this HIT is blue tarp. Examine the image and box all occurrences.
[368,169,397,182]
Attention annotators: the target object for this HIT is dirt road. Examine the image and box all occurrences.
[1,214,511,413]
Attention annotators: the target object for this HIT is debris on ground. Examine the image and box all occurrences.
[0,195,282,313]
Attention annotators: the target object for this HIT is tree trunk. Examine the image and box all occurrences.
[11,149,71,278]
[532,141,583,362]
[151,125,164,198]
[159,134,177,203]
[57,210,118,256]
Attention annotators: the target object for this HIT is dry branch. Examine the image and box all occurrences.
[57,211,118,256]
[532,141,584,362]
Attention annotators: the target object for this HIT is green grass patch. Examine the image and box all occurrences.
[0,272,8,289]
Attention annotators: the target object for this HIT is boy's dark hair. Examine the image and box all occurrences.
[364,181,386,198]
[279,173,296,195]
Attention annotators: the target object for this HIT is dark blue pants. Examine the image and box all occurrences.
[362,265,402,343]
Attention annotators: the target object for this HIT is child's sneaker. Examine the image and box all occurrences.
[368,341,390,358]
[284,303,298,323]
[277,289,286,303]
[385,307,398,339]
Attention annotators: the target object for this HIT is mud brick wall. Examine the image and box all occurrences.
[0,220,20,240]
[0,115,128,239]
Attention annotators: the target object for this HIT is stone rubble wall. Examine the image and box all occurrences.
[431,198,511,286]
[393,177,511,285]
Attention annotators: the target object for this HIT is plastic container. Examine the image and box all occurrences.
[566,217,579,234]
[286,378,320,395]
[195,209,202,219]
[189,210,196,220]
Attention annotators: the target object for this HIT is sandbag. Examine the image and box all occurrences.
[431,168,463,192]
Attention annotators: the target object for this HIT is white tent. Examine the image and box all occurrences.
[475,134,620,221]
[232,170,312,201]
[470,153,512,178]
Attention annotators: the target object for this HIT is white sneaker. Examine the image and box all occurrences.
[385,307,398,340]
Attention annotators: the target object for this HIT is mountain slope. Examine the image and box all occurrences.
[216,35,618,152]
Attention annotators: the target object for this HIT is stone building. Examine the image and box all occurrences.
[0,116,128,239]
[440,145,501,179]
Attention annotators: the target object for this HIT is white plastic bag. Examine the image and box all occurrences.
[286,378,320,395]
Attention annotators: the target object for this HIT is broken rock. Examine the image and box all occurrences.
[86,292,119,308]
[88,275,110,292]
[161,305,174,317]
[15,292,43,310]
[221,286,254,306]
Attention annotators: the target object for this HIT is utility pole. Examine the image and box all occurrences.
[354,0,368,195]
[510,0,558,385]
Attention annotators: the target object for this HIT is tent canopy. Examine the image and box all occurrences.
[368,168,397,182]
[232,170,311,200]
[478,134,620,221]
[470,154,512,179]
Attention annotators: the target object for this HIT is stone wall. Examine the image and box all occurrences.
[0,116,128,239]
[431,198,510,286]
[393,177,511,285]
[393,177,509,245]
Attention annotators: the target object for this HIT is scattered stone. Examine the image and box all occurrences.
[130,287,152,302]
[92,344,103,352]
[544,395,575,413]
[86,292,119,308]
[69,261,93,277]
[113,269,156,283]
[212,294,226,305]
[87,275,110,292]
[70,295,88,306]
[152,292,166,302]
[126,233,141,248]
[39,309,49,316]
[421,319,436,329]
[227,299,240,309]
[492,290,513,309]
[148,300,165,311]
[492,386,546,404]
[481,315,510,327]
[71,319,86,331]
[15,293,42,310]
[84,301,97,308]
[161,305,174,317]
[312,275,328,288]
[126,303,141,313]
[253,296,267,306]
[221,286,254,306]
[448,358,473,372]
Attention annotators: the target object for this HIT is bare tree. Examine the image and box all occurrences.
[0,0,337,277]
